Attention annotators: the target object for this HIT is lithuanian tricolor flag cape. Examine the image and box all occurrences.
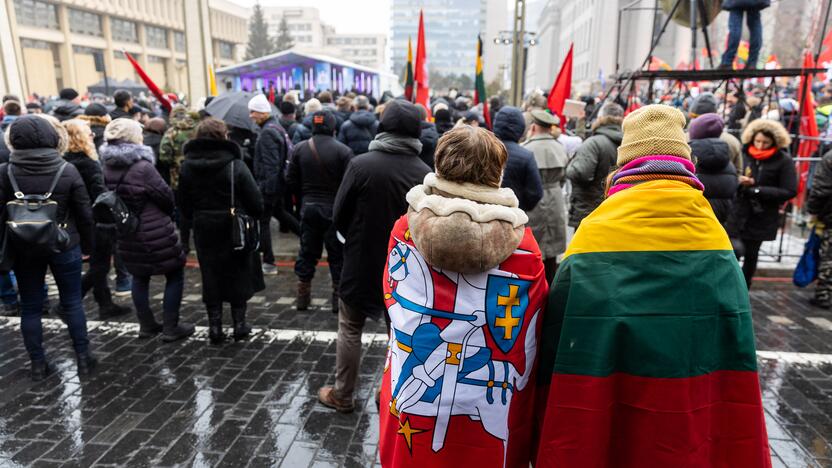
[535,179,771,467]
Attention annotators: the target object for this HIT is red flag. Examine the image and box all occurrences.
[817,29,832,81]
[414,10,430,118]
[796,51,820,208]
[123,51,171,112]
[547,44,573,122]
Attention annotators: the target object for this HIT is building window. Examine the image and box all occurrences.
[174,31,186,52]
[111,18,138,43]
[72,45,101,55]
[147,56,165,63]
[146,26,168,49]
[219,41,234,59]
[20,38,51,49]
[14,0,58,29]
[69,9,102,37]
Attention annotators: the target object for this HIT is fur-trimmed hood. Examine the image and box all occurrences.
[406,173,528,274]
[591,114,624,132]
[741,118,791,148]
[99,142,155,168]
[78,114,111,128]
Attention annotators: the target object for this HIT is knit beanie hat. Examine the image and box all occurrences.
[84,103,108,117]
[247,94,271,114]
[104,118,143,144]
[617,105,691,165]
[689,92,718,117]
[688,113,724,140]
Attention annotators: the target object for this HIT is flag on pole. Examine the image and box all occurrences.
[123,50,171,112]
[404,37,415,102]
[547,43,573,122]
[817,28,832,81]
[208,65,218,97]
[796,51,820,208]
[474,35,491,129]
[414,10,430,118]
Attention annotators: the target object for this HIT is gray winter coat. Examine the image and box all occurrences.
[521,134,569,258]
[565,121,623,227]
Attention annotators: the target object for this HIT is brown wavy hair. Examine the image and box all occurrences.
[62,119,97,160]
[434,125,508,188]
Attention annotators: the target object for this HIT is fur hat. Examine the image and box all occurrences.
[741,118,791,149]
[104,118,143,144]
[618,105,691,165]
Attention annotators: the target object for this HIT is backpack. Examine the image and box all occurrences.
[4,162,72,256]
[264,121,293,164]
[92,164,140,237]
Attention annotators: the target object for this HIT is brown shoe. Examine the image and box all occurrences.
[317,386,355,413]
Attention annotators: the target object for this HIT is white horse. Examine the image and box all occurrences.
[385,239,540,458]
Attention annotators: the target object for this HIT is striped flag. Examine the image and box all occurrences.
[404,37,414,102]
[473,35,491,129]
[534,179,772,467]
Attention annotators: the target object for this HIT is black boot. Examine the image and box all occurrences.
[30,359,52,381]
[76,352,97,376]
[207,305,225,345]
[98,302,131,320]
[297,280,311,311]
[231,305,252,340]
[160,303,195,343]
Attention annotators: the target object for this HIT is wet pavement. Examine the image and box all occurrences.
[0,265,830,466]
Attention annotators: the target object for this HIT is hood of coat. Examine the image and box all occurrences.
[51,100,82,118]
[100,141,155,168]
[182,138,240,171]
[406,173,528,274]
[691,138,731,173]
[349,110,376,128]
[419,121,438,145]
[741,118,791,148]
[493,107,526,143]
[592,123,624,145]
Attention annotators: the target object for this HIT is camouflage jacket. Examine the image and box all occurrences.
[159,106,197,189]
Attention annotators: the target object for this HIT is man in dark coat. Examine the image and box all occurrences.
[109,89,134,121]
[287,111,353,312]
[319,100,430,413]
[493,106,543,212]
[720,0,770,69]
[337,96,378,156]
[249,94,295,275]
[415,103,438,169]
[278,101,300,142]
[51,88,84,122]
[689,114,738,225]
[809,145,832,309]
[566,102,624,227]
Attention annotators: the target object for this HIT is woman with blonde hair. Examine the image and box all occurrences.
[62,119,130,319]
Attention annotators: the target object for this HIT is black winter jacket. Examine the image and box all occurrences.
[292,115,314,145]
[333,145,430,319]
[279,118,300,142]
[418,121,439,169]
[565,122,624,227]
[180,138,265,304]
[734,148,797,241]
[287,135,353,205]
[63,152,106,203]
[338,110,379,156]
[101,142,185,277]
[0,151,93,254]
[493,107,543,212]
[722,0,770,10]
[51,100,83,122]
[808,149,832,225]
[691,138,738,224]
[253,116,289,198]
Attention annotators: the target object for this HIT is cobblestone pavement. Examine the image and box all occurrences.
[0,263,830,466]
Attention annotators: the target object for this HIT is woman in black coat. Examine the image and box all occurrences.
[0,115,95,380]
[100,118,194,342]
[689,114,738,225]
[734,118,796,288]
[179,118,265,344]
[62,119,130,320]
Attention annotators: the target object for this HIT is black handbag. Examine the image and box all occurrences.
[229,160,260,253]
[5,162,71,257]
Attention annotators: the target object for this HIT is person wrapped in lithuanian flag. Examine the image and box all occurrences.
[535,105,771,467]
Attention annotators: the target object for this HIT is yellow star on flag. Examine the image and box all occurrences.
[397,417,425,451]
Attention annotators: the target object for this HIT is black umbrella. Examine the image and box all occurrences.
[204,91,278,133]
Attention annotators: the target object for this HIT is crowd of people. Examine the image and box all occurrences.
[0,70,823,465]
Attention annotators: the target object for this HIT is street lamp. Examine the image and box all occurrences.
[493,30,537,106]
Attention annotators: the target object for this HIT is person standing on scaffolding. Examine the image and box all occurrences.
[719,0,771,70]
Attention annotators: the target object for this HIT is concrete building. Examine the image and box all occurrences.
[0,0,248,100]
[263,6,387,71]
[389,0,505,84]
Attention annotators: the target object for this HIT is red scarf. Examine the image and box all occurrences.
[748,146,777,160]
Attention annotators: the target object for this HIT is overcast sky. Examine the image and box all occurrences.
[229,0,517,35]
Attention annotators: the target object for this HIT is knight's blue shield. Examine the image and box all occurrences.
[485,276,531,353]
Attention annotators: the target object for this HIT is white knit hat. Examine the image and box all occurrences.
[248,94,271,114]
[104,118,143,145]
